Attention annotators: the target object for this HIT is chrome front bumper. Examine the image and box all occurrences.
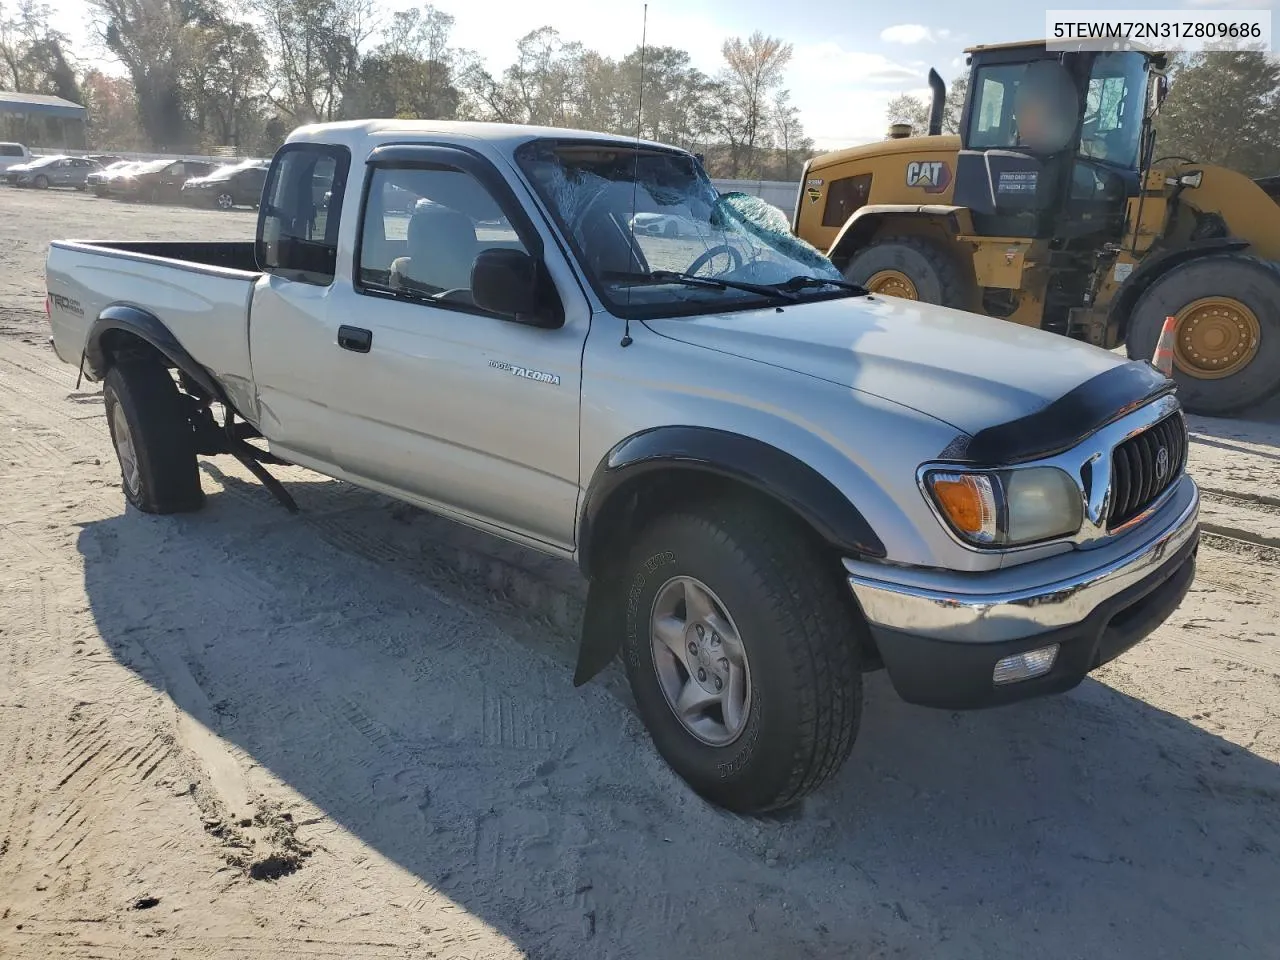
[844,476,1200,645]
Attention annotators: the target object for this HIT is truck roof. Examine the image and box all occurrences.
[285,118,687,157]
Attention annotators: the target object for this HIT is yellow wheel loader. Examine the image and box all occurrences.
[792,40,1280,416]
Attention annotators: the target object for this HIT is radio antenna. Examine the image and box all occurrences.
[621,1,648,346]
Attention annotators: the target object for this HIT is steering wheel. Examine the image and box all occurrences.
[687,244,743,277]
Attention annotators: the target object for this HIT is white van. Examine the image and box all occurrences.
[0,142,32,173]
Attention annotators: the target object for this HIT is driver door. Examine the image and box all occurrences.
[321,146,592,552]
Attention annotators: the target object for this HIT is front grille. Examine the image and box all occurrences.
[1107,412,1188,529]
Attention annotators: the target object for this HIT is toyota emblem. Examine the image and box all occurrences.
[1155,446,1170,480]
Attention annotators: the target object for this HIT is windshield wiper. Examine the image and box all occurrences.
[771,275,869,296]
[603,270,799,302]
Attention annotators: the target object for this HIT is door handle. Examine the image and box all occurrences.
[338,325,372,353]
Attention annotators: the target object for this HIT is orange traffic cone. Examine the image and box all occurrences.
[1152,315,1177,377]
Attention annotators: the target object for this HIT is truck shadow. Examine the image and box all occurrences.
[74,473,1280,960]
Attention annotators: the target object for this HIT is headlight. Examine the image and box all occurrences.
[923,466,1082,547]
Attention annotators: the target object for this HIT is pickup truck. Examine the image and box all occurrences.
[45,120,1201,814]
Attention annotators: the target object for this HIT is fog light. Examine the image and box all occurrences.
[993,644,1059,685]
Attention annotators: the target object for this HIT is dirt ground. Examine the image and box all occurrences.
[1,186,1278,960]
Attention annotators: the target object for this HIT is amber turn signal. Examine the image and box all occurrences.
[927,472,999,544]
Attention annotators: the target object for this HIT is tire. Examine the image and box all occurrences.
[103,361,205,513]
[842,234,972,309]
[216,192,235,210]
[1126,254,1280,416]
[663,220,679,238]
[619,497,863,813]
[34,175,48,190]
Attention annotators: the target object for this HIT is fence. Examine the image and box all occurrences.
[711,179,801,213]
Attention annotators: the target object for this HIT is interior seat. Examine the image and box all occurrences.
[389,200,479,295]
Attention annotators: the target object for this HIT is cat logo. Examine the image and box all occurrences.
[905,160,952,194]
[805,177,823,203]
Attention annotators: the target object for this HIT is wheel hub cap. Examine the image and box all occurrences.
[110,403,141,498]
[1173,296,1261,379]
[649,576,751,747]
[865,269,919,300]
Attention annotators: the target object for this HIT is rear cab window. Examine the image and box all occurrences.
[257,143,352,286]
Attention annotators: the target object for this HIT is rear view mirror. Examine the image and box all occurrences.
[471,248,560,327]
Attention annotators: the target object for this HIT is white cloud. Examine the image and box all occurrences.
[879,24,953,45]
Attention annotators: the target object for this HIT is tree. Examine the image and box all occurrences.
[714,31,792,177]
[80,68,145,148]
[1155,48,1280,177]
[350,6,459,119]
[253,0,377,123]
[885,73,968,136]
[86,0,202,149]
[772,90,811,179]
[0,0,79,101]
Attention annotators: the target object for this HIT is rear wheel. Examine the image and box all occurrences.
[619,497,863,813]
[1127,255,1280,416]
[103,361,205,513]
[842,234,972,309]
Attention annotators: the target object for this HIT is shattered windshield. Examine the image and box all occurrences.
[513,140,852,318]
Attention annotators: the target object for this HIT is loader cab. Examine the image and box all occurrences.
[951,41,1162,242]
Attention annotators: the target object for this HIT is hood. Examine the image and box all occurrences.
[643,294,1128,436]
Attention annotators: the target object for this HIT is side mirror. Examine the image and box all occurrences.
[1156,75,1169,110]
[471,248,560,327]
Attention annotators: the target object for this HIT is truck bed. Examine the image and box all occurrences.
[87,240,260,273]
[45,239,262,418]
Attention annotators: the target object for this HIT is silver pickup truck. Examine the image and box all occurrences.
[45,120,1201,814]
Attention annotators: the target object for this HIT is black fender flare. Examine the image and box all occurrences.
[571,426,886,687]
[577,425,887,580]
[85,303,229,406]
[1107,237,1250,343]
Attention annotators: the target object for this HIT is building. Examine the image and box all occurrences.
[0,91,87,150]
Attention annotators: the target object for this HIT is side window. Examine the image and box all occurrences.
[355,163,527,311]
[967,65,1021,148]
[258,144,351,286]
[822,174,871,227]
[0,145,22,157]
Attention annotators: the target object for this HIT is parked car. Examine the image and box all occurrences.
[3,154,48,185]
[45,121,1200,815]
[630,212,701,238]
[0,141,32,174]
[180,159,269,210]
[15,155,101,190]
[87,160,139,196]
[84,153,124,167]
[108,158,214,203]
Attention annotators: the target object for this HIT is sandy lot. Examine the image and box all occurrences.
[1,186,1279,960]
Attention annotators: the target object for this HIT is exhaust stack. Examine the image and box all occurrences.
[927,68,945,136]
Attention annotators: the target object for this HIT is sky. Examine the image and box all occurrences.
[61,0,1278,150]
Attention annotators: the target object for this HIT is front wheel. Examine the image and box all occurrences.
[620,498,863,813]
[1126,254,1280,416]
[34,175,48,190]
[842,234,972,309]
[216,192,235,210]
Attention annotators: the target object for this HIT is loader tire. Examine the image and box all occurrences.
[1127,254,1280,416]
[842,234,972,309]
[103,361,205,514]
